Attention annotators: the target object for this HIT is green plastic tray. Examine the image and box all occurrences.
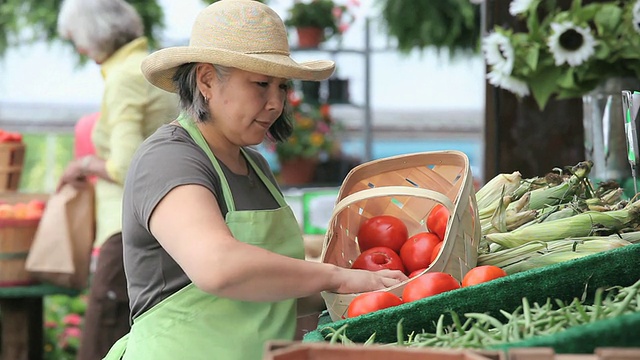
[304,243,640,354]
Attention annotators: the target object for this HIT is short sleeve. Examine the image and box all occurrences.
[124,125,219,232]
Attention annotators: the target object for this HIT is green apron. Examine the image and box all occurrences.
[104,116,305,360]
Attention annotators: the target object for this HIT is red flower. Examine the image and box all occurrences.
[63,313,82,326]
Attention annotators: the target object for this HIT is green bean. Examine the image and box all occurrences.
[363,333,376,345]
[573,297,590,322]
[464,312,505,330]
[333,278,640,350]
[395,318,405,345]
[326,324,349,344]
[610,283,639,318]
[522,297,532,328]
[435,314,445,337]
[450,310,466,336]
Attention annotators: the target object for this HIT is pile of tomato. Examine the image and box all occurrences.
[0,129,23,143]
[347,204,508,318]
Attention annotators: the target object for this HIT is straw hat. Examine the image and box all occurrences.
[142,0,336,93]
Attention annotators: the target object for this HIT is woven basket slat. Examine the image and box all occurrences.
[320,151,480,321]
[0,142,25,193]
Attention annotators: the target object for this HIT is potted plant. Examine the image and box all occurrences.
[269,92,340,185]
[483,0,640,187]
[482,0,640,110]
[284,0,353,48]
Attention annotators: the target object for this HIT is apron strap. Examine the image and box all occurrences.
[178,114,287,209]
[179,114,236,212]
[241,148,287,208]
[102,333,129,360]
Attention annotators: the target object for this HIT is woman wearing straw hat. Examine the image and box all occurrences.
[104,1,407,359]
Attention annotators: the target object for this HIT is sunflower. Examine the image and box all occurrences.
[509,0,535,16]
[482,32,514,75]
[633,0,640,34]
[547,21,597,67]
[487,70,530,98]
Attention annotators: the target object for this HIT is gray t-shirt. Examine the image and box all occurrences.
[122,123,280,320]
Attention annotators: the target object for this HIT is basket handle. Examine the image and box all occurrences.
[330,186,455,221]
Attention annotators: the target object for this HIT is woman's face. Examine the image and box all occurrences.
[208,67,288,146]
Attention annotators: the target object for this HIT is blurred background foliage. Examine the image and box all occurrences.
[0,0,167,57]
[20,134,73,193]
[0,0,480,60]
[376,0,481,58]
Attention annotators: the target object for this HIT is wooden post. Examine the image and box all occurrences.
[0,298,43,360]
[482,0,586,179]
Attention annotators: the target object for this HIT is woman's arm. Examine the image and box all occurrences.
[56,154,114,191]
[149,184,408,302]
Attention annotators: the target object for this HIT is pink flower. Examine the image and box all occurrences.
[44,321,57,329]
[63,313,82,326]
[316,121,330,134]
[63,326,82,339]
[332,6,343,18]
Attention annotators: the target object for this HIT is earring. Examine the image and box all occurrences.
[203,94,209,103]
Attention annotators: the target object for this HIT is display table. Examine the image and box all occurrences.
[0,283,79,360]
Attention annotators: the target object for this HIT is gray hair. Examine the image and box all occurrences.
[57,0,143,62]
[172,63,232,122]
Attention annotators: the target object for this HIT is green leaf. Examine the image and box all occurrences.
[529,66,563,110]
[557,67,576,89]
[593,4,622,34]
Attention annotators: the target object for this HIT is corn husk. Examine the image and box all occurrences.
[475,172,522,211]
[500,238,631,274]
[483,200,640,248]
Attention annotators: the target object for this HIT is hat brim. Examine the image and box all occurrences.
[142,46,336,93]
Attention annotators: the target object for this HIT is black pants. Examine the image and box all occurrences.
[77,233,130,360]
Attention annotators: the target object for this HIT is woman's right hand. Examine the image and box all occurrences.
[332,267,408,294]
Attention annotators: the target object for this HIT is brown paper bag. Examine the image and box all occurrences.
[25,183,95,290]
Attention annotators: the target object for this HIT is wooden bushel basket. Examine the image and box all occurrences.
[320,151,481,321]
[0,218,39,286]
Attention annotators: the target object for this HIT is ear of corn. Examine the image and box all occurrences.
[475,172,522,210]
[500,238,631,274]
[474,160,638,271]
[479,236,633,274]
[483,200,640,248]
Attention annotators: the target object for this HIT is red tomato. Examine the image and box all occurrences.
[430,241,444,263]
[462,265,508,287]
[427,204,449,241]
[0,132,12,143]
[408,268,426,278]
[402,272,460,303]
[351,246,405,273]
[347,291,404,318]
[399,232,441,274]
[8,132,22,142]
[357,215,408,253]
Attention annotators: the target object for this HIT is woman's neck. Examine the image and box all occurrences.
[197,122,248,175]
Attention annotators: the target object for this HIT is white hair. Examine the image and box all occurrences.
[57,0,143,62]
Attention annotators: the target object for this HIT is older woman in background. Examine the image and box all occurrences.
[56,0,179,358]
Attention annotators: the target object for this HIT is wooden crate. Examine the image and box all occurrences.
[264,341,500,360]
[0,142,25,193]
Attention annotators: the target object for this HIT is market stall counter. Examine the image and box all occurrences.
[0,283,79,360]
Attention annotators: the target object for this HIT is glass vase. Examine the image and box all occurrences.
[582,77,640,185]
